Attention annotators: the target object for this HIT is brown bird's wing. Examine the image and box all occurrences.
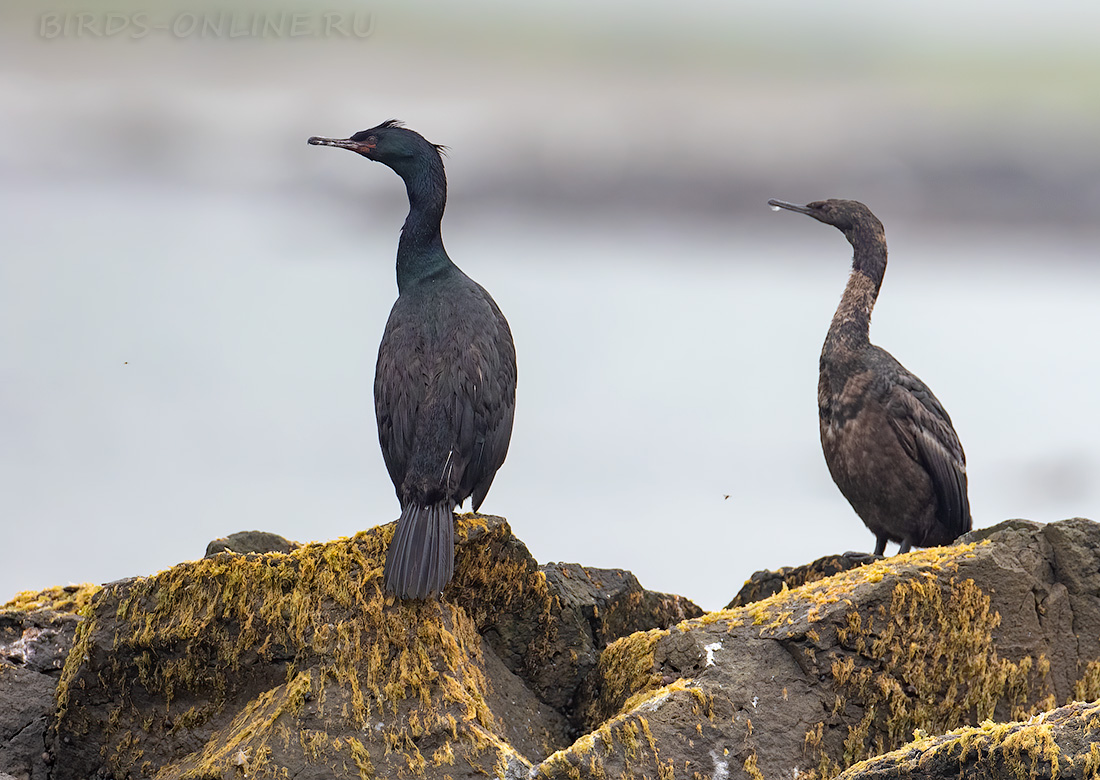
[884,364,971,540]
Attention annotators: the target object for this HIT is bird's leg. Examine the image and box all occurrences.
[873,535,887,556]
[897,539,912,554]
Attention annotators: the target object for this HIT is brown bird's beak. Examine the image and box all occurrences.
[767,199,814,216]
[308,136,375,154]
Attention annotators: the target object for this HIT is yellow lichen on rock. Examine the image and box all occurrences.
[840,699,1100,780]
[1074,660,1100,703]
[53,516,537,780]
[3,583,100,614]
[743,752,765,780]
[346,737,376,779]
[537,683,701,780]
[825,576,1047,773]
[169,670,313,779]
[1084,740,1100,777]
[730,541,983,632]
[580,627,667,727]
[1000,719,1061,778]
[553,541,1006,780]
[672,542,985,642]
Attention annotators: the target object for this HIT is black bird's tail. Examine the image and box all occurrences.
[383,502,455,599]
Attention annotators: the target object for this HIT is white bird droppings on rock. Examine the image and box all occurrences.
[704,641,722,666]
[636,690,672,714]
[709,749,729,780]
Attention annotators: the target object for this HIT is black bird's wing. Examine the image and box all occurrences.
[374,278,516,509]
[460,288,517,511]
[882,358,971,540]
[374,311,427,496]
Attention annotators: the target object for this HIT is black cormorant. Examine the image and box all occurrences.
[768,198,971,555]
[310,121,517,598]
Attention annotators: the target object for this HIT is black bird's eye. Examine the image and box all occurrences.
[368,135,377,144]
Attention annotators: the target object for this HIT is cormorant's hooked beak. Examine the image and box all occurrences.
[308,136,376,155]
[768,199,814,216]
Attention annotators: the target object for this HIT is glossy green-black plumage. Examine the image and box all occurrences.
[310,121,516,598]
[769,198,971,555]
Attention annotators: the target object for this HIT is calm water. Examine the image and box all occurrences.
[3,177,1098,610]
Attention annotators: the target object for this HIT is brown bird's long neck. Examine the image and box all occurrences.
[824,228,887,357]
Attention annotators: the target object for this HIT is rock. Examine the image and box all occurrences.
[0,585,98,780]
[1,609,79,676]
[726,552,880,608]
[541,563,702,651]
[2,584,98,617]
[204,530,299,557]
[0,663,56,780]
[537,518,1100,779]
[837,698,1100,779]
[49,515,700,780]
[22,517,1100,778]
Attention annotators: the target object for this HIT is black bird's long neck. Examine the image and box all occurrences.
[824,226,887,357]
[395,158,454,293]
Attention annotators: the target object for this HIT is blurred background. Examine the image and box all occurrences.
[2,0,1098,611]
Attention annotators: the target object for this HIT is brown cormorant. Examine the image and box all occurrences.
[768,198,971,555]
[310,121,516,598]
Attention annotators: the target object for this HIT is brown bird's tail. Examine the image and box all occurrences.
[383,502,455,600]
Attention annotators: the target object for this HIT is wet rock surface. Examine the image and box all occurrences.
[1,586,94,780]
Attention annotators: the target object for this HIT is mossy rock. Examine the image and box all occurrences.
[541,518,1100,780]
[726,552,878,609]
[3,583,101,616]
[837,698,1100,779]
[48,514,700,780]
